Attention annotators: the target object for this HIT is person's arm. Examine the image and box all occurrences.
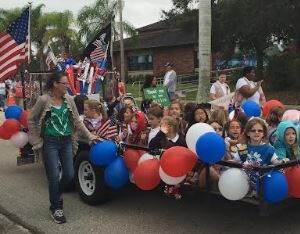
[238,80,263,98]
[209,84,217,100]
[259,87,266,105]
[28,95,47,149]
[149,131,165,150]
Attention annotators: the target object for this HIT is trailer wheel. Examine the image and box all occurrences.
[74,150,110,205]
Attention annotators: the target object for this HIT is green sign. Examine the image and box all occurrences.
[143,86,170,108]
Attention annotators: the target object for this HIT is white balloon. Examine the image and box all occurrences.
[138,153,155,164]
[185,123,215,153]
[218,168,249,201]
[159,167,186,185]
[10,132,28,148]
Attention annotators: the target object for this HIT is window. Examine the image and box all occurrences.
[128,55,153,71]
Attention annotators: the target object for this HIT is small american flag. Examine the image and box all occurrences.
[0,7,29,81]
[45,46,58,70]
[90,39,108,62]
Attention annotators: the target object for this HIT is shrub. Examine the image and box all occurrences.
[265,53,300,90]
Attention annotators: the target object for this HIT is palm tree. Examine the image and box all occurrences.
[0,8,22,32]
[42,11,77,54]
[196,0,211,103]
[77,0,137,44]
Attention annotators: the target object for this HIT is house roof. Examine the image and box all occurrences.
[114,10,198,51]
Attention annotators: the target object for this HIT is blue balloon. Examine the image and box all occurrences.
[5,105,23,120]
[241,100,261,117]
[89,141,118,166]
[104,157,129,189]
[257,171,288,204]
[195,132,226,164]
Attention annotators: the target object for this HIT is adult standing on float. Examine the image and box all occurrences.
[163,62,177,100]
[28,72,98,224]
[209,71,230,100]
[235,66,266,106]
[140,75,157,112]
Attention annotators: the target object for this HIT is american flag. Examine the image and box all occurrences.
[45,46,58,70]
[0,8,29,81]
[90,39,108,62]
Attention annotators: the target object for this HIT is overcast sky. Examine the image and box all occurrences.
[3,0,173,28]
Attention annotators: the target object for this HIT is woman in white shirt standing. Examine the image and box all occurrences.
[235,66,266,106]
[209,71,230,100]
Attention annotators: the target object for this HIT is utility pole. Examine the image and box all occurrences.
[118,0,125,83]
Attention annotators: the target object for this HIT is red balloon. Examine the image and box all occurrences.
[133,159,160,190]
[160,146,198,177]
[262,100,284,118]
[285,166,300,198]
[123,149,143,171]
[2,119,21,136]
[0,126,12,140]
[19,110,30,129]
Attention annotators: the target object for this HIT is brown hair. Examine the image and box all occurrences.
[210,109,229,126]
[161,116,179,133]
[84,100,106,116]
[168,99,184,114]
[266,106,284,127]
[148,106,163,118]
[244,118,268,142]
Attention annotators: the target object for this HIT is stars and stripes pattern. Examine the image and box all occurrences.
[90,39,108,63]
[0,7,29,81]
[95,119,118,140]
[84,117,118,140]
[45,46,58,70]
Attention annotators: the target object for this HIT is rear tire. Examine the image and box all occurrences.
[74,150,110,205]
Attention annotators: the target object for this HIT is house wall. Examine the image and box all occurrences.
[152,45,195,77]
[113,44,196,80]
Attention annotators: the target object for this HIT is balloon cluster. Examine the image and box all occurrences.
[0,106,30,148]
[89,141,129,189]
[186,123,226,164]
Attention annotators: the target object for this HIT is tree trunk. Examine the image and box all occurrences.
[196,0,211,103]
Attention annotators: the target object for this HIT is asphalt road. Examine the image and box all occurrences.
[1,137,300,233]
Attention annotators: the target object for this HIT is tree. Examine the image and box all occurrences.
[196,0,211,102]
[216,0,298,79]
[0,7,22,32]
[42,11,77,54]
[77,0,137,44]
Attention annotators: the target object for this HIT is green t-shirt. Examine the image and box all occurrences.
[44,100,72,136]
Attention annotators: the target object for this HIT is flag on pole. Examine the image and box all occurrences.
[45,46,58,70]
[0,7,29,81]
[82,23,111,68]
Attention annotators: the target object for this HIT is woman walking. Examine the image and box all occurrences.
[28,72,98,224]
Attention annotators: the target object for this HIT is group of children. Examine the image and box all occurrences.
[74,93,300,199]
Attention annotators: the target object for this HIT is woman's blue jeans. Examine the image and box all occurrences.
[43,136,74,212]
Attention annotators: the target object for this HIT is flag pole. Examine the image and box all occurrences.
[110,16,114,69]
[118,0,125,83]
[27,1,32,64]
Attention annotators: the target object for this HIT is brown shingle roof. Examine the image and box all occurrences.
[114,10,198,51]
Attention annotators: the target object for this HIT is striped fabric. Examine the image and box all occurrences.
[84,117,117,140]
[0,8,29,81]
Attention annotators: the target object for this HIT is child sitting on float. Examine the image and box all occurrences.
[274,121,300,161]
[83,100,117,140]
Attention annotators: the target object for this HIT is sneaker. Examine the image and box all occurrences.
[51,209,66,224]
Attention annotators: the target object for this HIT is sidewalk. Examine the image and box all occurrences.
[0,213,32,234]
